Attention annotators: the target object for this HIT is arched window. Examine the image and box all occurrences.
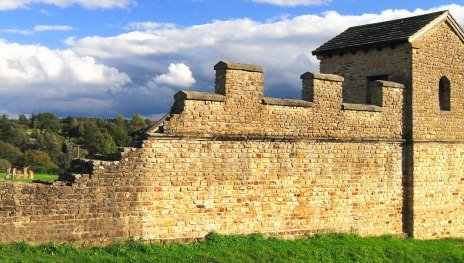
[439,76,451,111]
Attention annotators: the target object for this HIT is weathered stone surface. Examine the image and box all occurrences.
[262,97,313,107]
[300,72,344,82]
[214,61,265,73]
[174,91,225,102]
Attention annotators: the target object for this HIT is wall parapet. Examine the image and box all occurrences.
[214,61,265,72]
[161,61,404,140]
[262,97,313,107]
[342,103,383,112]
[300,72,344,82]
[174,91,225,102]
[371,80,405,89]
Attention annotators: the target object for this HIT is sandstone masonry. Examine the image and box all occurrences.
[0,11,462,244]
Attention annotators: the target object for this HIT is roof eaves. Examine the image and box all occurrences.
[312,38,409,56]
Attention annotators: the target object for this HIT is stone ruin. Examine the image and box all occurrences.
[4,167,34,180]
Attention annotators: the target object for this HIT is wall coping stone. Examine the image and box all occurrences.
[342,103,383,112]
[174,91,226,102]
[300,72,344,82]
[370,80,405,89]
[147,133,405,143]
[214,61,265,73]
[262,97,313,107]
[361,68,394,77]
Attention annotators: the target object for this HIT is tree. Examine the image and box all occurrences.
[0,117,28,146]
[86,132,118,157]
[0,159,11,172]
[115,114,126,128]
[17,114,30,127]
[108,123,131,147]
[0,141,24,167]
[31,113,61,132]
[24,149,58,174]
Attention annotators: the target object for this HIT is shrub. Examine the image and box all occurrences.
[24,149,59,174]
[0,159,11,172]
[86,133,118,158]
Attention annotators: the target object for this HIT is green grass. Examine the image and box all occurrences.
[0,172,58,183]
[0,233,463,262]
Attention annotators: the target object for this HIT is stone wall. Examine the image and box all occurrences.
[0,138,405,244]
[411,21,464,141]
[1,18,464,242]
[318,43,412,104]
[412,142,464,238]
[409,21,464,238]
[162,62,404,140]
[0,62,408,244]
[0,154,146,244]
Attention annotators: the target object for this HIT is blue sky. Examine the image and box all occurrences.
[0,0,462,118]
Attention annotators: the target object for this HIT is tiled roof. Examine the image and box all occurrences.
[312,11,447,55]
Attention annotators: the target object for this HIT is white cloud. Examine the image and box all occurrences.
[0,0,134,10]
[0,40,130,86]
[152,63,196,88]
[34,25,74,32]
[125,22,177,32]
[2,29,32,35]
[0,40,131,116]
[252,0,330,7]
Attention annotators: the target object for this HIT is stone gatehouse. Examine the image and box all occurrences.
[0,10,462,244]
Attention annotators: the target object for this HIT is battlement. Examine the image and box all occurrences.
[156,61,405,140]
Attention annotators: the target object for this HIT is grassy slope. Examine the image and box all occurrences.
[0,233,463,263]
[0,172,58,183]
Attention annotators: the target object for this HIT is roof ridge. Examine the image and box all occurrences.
[312,10,451,56]
[348,10,447,29]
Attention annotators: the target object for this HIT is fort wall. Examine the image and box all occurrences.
[0,63,410,244]
[0,139,405,244]
[162,62,404,140]
[410,21,464,238]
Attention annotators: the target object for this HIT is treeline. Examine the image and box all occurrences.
[0,113,152,174]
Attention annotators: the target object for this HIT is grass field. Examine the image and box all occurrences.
[0,233,463,262]
[0,172,58,183]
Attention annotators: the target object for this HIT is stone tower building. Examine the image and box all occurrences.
[313,10,464,238]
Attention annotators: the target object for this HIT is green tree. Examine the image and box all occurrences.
[129,113,150,132]
[86,132,118,157]
[0,141,24,167]
[17,114,30,127]
[0,159,11,172]
[115,114,126,128]
[31,113,61,132]
[24,149,58,174]
[108,123,131,147]
[0,117,28,146]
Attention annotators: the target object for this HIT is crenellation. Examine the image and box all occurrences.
[164,66,404,140]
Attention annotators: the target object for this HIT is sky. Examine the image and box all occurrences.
[0,0,463,119]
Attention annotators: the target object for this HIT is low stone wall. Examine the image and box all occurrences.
[0,137,405,244]
[412,142,464,238]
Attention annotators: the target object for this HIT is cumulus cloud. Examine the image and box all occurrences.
[34,25,74,32]
[0,40,131,116]
[252,0,330,7]
[0,0,133,10]
[152,63,196,88]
